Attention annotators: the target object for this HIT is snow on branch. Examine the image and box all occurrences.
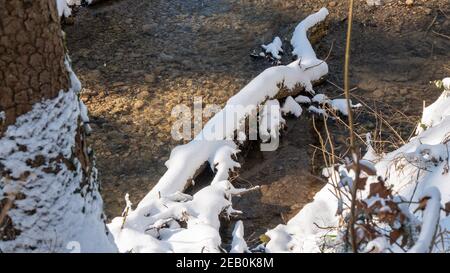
[109,181,258,252]
[261,37,283,60]
[417,77,450,134]
[291,8,329,68]
[281,96,303,117]
[230,220,249,253]
[140,8,329,199]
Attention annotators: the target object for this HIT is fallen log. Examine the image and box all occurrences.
[144,8,330,199]
[107,7,332,253]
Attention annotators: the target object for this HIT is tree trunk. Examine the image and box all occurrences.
[0,0,116,252]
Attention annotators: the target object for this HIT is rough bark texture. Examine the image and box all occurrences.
[0,0,69,135]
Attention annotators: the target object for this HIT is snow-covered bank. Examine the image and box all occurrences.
[264,77,450,253]
[109,8,330,253]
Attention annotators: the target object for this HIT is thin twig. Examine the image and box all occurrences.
[432,30,450,40]
[350,94,406,145]
[304,40,335,71]
[343,0,360,253]
[425,14,437,33]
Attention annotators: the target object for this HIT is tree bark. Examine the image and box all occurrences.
[0,0,115,252]
[0,0,69,135]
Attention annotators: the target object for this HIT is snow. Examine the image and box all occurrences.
[209,144,241,184]
[291,8,329,69]
[133,8,327,199]
[147,39,326,196]
[259,100,285,142]
[230,220,249,253]
[109,180,258,253]
[408,187,441,253]
[364,133,379,162]
[308,105,328,117]
[56,0,72,17]
[109,8,330,253]
[307,95,361,116]
[281,96,303,117]
[359,159,377,175]
[330,99,362,116]
[364,237,389,253]
[417,78,450,134]
[265,186,339,252]
[307,95,362,116]
[443,78,450,90]
[312,94,329,104]
[0,59,116,253]
[295,95,311,104]
[264,77,450,252]
[261,37,283,59]
[122,193,133,217]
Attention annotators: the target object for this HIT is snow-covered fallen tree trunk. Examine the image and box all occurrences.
[145,7,329,199]
[109,8,330,253]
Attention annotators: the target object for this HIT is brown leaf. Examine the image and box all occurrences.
[445,202,450,216]
[368,181,391,199]
[389,229,402,244]
[415,196,431,212]
[356,177,368,190]
[378,211,396,225]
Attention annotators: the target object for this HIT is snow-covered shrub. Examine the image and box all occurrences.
[264,77,450,253]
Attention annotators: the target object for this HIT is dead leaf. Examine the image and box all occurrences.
[415,196,431,212]
[368,181,391,199]
[389,229,402,244]
[356,177,368,190]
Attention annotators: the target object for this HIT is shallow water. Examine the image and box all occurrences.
[65,0,449,244]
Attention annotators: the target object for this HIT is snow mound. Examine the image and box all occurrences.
[262,37,283,59]
[295,95,312,104]
[417,78,450,134]
[330,99,362,116]
[281,96,303,117]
